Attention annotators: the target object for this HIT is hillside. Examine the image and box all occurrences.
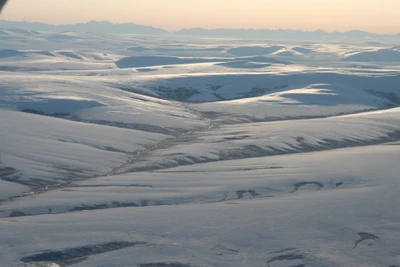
[0,30,400,267]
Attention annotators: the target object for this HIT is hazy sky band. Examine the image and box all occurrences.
[1,0,399,34]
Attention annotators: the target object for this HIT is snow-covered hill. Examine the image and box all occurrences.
[345,48,400,62]
[1,30,400,267]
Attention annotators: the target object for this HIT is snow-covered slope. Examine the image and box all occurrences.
[1,144,400,267]
[0,73,208,132]
[113,108,400,173]
[1,30,400,267]
[0,109,169,190]
[345,48,400,62]
[227,45,286,56]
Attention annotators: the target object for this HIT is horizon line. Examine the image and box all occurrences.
[1,19,399,36]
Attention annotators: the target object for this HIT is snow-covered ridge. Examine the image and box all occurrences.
[117,108,400,172]
[345,48,400,62]
[0,109,170,188]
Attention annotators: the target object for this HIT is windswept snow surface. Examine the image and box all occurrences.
[1,30,400,267]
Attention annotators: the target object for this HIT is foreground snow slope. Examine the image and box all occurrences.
[1,144,400,267]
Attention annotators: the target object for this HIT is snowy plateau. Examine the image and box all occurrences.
[1,27,400,267]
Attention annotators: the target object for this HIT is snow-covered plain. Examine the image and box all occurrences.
[1,29,400,267]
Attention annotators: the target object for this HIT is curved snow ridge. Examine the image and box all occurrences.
[56,51,114,61]
[216,61,272,69]
[115,72,400,104]
[291,46,314,54]
[227,45,286,56]
[128,45,226,53]
[215,56,290,69]
[345,49,400,62]
[271,49,304,58]
[0,49,115,62]
[190,85,394,121]
[0,49,117,71]
[121,108,400,172]
[0,49,55,59]
[42,33,83,41]
[115,56,218,68]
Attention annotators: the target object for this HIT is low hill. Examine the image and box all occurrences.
[345,49,400,62]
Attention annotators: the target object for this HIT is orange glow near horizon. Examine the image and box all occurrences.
[1,0,399,34]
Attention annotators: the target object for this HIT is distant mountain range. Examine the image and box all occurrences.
[176,28,383,39]
[0,20,399,39]
[0,20,168,35]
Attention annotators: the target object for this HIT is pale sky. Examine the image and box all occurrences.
[1,0,399,33]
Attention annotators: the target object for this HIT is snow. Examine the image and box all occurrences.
[1,144,400,266]
[0,180,29,200]
[116,56,218,68]
[291,46,314,54]
[0,73,208,131]
[0,29,400,267]
[115,107,400,173]
[345,48,400,62]
[227,46,286,56]
[0,109,169,188]
[272,49,303,58]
